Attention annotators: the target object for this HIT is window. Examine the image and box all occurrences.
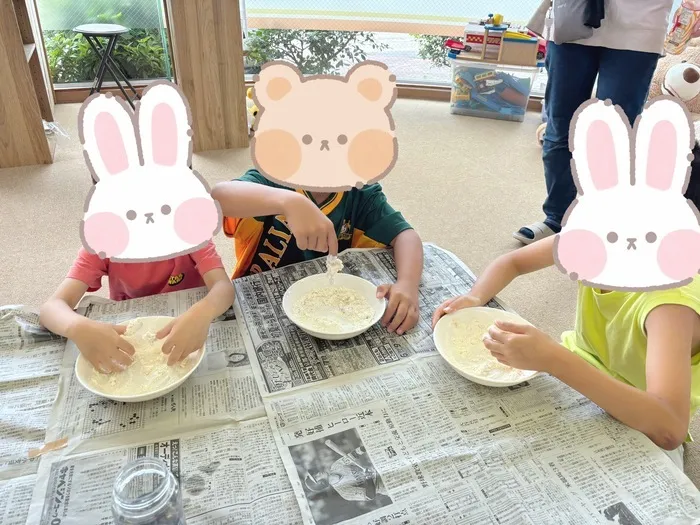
[38,0,172,85]
[243,1,550,94]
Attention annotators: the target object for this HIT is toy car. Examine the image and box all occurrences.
[445,39,472,53]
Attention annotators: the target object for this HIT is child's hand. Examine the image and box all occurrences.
[71,319,135,373]
[283,192,338,255]
[431,294,481,329]
[376,281,419,335]
[483,320,560,372]
[157,308,211,365]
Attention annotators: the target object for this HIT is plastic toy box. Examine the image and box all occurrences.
[450,59,538,122]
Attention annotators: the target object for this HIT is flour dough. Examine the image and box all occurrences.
[293,286,374,333]
[326,256,344,284]
[445,319,530,382]
[89,317,199,396]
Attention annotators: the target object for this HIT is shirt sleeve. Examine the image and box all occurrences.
[223,169,278,237]
[66,248,108,292]
[638,281,700,335]
[189,241,225,277]
[354,184,413,246]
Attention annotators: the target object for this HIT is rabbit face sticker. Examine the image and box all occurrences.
[250,60,398,192]
[78,82,221,262]
[554,97,700,291]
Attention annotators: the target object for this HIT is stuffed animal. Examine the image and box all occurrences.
[649,38,700,118]
[246,87,258,134]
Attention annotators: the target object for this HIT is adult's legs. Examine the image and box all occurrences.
[596,47,660,127]
[514,43,599,244]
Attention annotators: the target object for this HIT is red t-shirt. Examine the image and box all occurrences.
[67,241,224,301]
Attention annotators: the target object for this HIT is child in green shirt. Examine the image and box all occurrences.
[212,170,423,335]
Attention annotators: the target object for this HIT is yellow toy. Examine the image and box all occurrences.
[246,87,258,133]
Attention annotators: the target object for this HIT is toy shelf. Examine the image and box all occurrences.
[447,22,544,69]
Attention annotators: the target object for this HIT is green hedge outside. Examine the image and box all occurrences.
[44,28,168,84]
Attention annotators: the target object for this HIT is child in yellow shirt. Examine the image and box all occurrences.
[433,233,700,469]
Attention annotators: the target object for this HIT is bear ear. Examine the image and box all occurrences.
[253,61,302,109]
[346,61,397,109]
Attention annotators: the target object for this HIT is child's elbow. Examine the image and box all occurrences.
[220,279,236,307]
[226,282,236,305]
[38,302,49,327]
[649,426,686,451]
[210,182,227,202]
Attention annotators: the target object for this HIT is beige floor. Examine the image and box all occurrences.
[1,100,697,483]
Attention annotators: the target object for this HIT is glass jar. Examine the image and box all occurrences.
[112,457,186,525]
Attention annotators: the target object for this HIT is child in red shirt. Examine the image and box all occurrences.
[40,240,234,374]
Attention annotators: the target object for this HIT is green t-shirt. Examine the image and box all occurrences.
[223,169,412,278]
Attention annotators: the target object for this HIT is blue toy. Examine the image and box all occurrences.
[452,66,531,116]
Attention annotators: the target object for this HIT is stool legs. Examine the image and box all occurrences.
[87,35,114,96]
[84,34,141,109]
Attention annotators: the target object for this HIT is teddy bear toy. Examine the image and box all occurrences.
[649,37,700,132]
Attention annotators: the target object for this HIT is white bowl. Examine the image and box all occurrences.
[433,307,539,388]
[283,273,386,341]
[75,316,205,402]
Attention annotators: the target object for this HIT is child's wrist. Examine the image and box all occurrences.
[66,315,90,340]
[279,189,302,214]
[396,275,421,288]
[189,300,218,321]
[544,341,569,376]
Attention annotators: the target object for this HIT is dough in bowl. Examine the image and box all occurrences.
[446,319,530,383]
[292,285,374,333]
[89,318,199,396]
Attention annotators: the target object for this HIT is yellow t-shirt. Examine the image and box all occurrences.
[561,278,700,439]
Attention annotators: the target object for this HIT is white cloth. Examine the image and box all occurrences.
[663,445,685,471]
[548,0,674,54]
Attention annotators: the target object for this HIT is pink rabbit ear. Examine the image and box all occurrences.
[570,99,631,196]
[79,94,139,181]
[634,96,693,194]
[137,81,193,168]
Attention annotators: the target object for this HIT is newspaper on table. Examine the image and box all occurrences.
[235,245,700,525]
[0,475,36,525]
[265,356,700,525]
[45,290,265,454]
[8,244,700,525]
[17,288,309,525]
[0,307,64,479]
[27,419,303,525]
[234,245,504,396]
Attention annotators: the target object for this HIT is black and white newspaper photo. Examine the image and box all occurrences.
[289,428,393,525]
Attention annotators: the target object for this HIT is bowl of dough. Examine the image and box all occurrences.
[433,307,538,387]
[75,316,205,402]
[283,269,386,341]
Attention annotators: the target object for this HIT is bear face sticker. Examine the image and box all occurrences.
[250,60,399,192]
